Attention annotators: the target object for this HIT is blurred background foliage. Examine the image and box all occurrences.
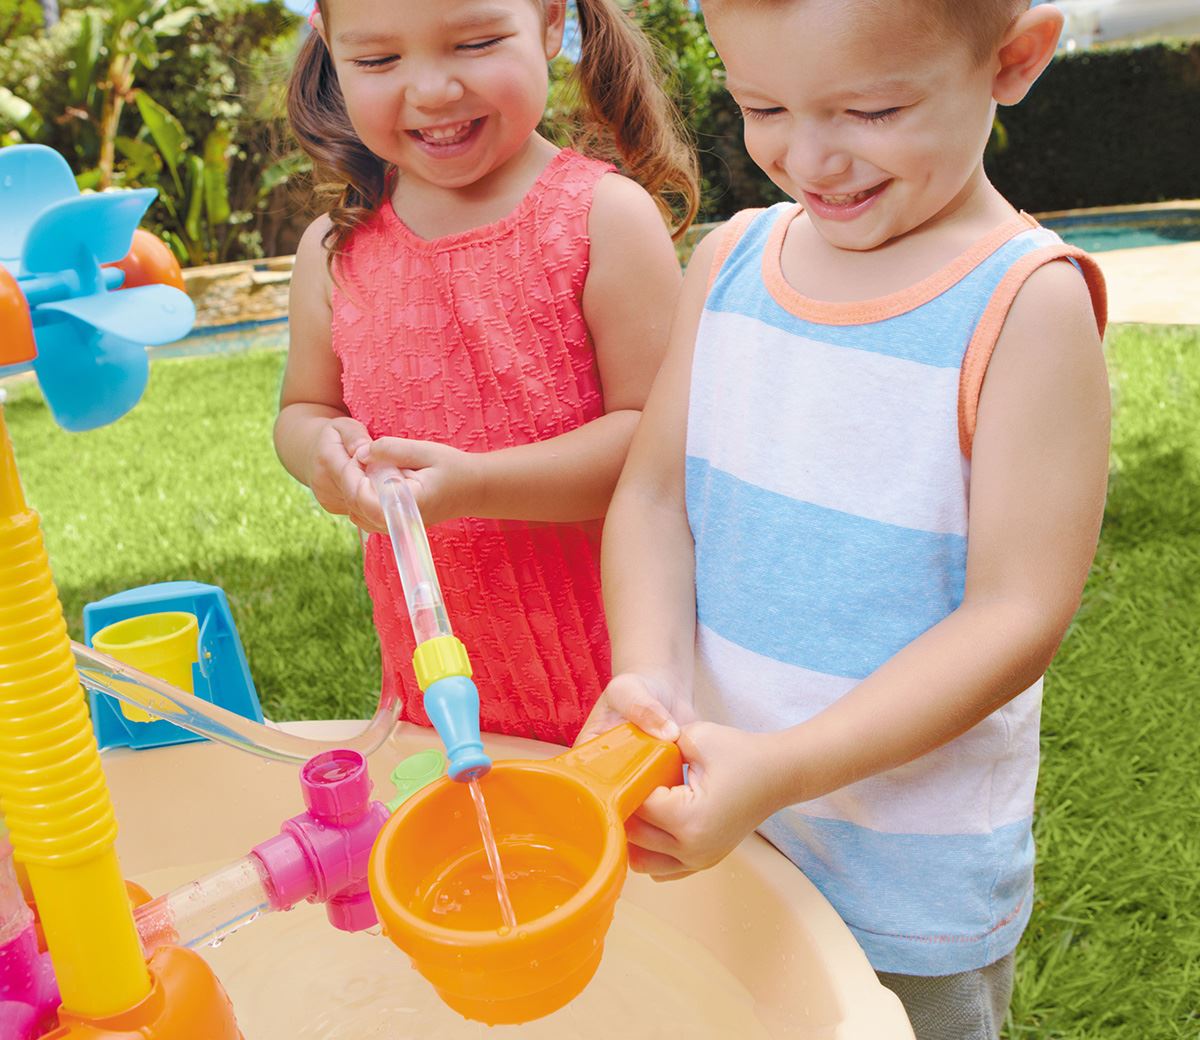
[1,0,1195,265]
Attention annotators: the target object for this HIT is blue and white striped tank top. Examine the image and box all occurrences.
[686,203,1106,975]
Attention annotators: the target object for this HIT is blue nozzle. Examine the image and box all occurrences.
[423,675,491,781]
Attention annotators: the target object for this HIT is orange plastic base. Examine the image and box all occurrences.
[0,265,36,365]
[42,946,242,1040]
[104,229,185,292]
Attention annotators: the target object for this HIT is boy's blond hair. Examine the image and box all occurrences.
[703,0,1031,63]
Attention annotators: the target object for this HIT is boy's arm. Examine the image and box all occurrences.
[362,174,682,525]
[576,229,728,743]
[273,217,374,522]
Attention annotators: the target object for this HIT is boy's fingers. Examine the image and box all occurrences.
[627,844,687,878]
[624,813,679,856]
[633,783,690,834]
[606,679,679,741]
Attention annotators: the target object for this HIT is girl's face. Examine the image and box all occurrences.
[707,0,1001,251]
[319,0,563,192]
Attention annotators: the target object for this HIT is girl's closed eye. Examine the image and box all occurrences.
[351,55,399,69]
[459,36,506,52]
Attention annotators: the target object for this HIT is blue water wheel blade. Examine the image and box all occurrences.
[31,318,150,432]
[0,144,79,267]
[40,284,195,345]
[22,189,157,276]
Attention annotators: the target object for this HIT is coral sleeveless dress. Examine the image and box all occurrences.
[330,149,614,744]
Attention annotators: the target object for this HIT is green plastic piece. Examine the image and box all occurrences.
[387,749,446,812]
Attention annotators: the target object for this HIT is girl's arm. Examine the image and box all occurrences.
[576,229,728,743]
[362,174,682,526]
[627,258,1111,878]
[273,216,375,524]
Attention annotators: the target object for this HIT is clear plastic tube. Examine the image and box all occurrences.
[1,835,33,946]
[134,856,271,954]
[72,641,400,765]
[368,464,453,644]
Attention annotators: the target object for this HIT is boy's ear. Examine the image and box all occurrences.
[993,4,1064,105]
[544,0,567,60]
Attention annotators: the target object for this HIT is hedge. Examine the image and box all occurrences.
[986,40,1200,212]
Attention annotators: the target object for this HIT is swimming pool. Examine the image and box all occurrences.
[1042,207,1200,253]
[159,319,288,359]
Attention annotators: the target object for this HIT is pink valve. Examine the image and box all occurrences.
[251,749,391,932]
[0,923,60,1040]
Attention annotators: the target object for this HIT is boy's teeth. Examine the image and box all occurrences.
[820,188,872,205]
[419,120,473,143]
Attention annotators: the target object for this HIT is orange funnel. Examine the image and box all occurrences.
[369,723,682,1024]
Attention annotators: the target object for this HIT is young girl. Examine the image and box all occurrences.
[275,0,697,745]
[579,1,1108,1036]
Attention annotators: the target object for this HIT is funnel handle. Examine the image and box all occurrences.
[560,723,682,821]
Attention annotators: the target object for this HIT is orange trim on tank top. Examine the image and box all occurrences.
[760,205,1038,325]
[957,244,1108,458]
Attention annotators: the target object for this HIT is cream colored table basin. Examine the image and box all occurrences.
[103,720,913,1039]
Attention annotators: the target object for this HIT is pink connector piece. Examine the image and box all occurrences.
[0,923,60,1040]
[251,749,391,932]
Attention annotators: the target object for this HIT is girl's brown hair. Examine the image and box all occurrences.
[287,0,699,265]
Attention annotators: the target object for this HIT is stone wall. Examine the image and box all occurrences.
[184,256,294,330]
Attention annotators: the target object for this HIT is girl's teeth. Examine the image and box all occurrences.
[419,121,473,144]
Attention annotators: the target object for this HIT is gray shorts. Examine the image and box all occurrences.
[876,952,1014,1040]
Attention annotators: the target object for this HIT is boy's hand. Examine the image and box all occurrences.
[308,417,374,526]
[357,437,483,529]
[575,672,692,745]
[625,722,787,881]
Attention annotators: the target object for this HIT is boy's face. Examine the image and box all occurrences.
[707,0,1001,251]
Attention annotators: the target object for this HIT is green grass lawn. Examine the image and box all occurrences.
[3,324,1197,1038]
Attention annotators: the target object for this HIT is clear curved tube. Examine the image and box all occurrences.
[72,641,400,765]
[134,856,271,955]
[1,833,33,946]
[368,464,453,644]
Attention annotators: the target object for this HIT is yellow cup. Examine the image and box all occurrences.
[91,612,198,723]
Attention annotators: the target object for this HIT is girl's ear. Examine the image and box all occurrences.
[543,0,567,60]
[992,4,1063,105]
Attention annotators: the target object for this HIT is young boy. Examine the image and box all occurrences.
[577,2,1109,1037]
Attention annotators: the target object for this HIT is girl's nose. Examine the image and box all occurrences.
[406,63,465,110]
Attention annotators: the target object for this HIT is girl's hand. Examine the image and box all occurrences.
[625,722,788,881]
[357,437,483,529]
[575,671,693,745]
[308,417,374,526]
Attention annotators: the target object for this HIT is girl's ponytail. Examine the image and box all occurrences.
[286,11,390,264]
[569,0,699,239]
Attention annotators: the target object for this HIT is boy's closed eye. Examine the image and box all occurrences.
[848,106,904,123]
[739,105,785,120]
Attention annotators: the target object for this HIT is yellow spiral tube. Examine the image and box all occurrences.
[0,407,150,1015]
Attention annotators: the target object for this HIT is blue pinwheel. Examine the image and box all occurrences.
[0,144,195,431]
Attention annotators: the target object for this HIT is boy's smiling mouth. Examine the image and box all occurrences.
[804,180,891,221]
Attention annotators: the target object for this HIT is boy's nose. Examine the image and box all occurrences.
[785,135,852,188]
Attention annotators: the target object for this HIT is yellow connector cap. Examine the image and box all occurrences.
[412,635,472,691]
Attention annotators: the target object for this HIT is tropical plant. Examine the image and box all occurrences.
[0,0,305,264]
